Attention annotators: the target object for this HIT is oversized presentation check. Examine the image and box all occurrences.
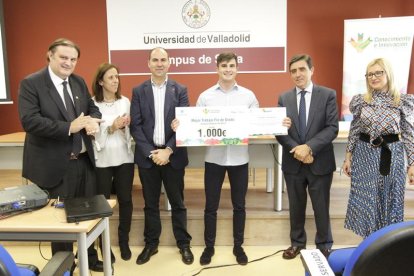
[175,107,287,147]
[249,107,287,136]
[175,106,249,147]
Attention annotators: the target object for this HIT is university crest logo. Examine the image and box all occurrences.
[182,0,211,29]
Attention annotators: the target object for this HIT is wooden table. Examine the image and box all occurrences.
[0,199,116,276]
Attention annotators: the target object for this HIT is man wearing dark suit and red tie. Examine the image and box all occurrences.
[276,54,339,260]
[18,38,104,272]
[130,47,193,265]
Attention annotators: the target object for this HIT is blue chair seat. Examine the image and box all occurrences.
[327,221,414,276]
[327,247,354,274]
[0,244,74,276]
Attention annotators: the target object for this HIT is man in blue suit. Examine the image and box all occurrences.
[130,47,193,265]
[276,54,338,259]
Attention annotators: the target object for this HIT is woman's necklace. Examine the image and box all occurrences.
[103,98,116,107]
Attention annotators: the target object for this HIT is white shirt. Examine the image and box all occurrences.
[93,96,134,167]
[152,78,167,146]
[296,82,313,125]
[196,83,259,166]
[48,66,86,152]
[48,66,73,108]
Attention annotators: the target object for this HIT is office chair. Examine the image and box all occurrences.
[0,244,74,276]
[327,220,414,276]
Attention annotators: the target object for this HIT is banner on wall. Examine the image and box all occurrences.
[342,16,414,120]
[106,0,287,75]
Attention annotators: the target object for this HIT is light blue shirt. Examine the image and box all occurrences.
[296,82,313,125]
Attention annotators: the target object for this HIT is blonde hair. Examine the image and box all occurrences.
[363,58,400,105]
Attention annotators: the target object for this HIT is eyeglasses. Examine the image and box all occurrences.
[365,71,385,79]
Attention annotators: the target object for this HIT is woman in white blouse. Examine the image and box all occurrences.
[92,63,134,261]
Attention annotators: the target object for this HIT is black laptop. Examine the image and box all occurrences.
[64,194,113,223]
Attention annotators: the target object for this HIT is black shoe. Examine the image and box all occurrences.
[98,248,115,263]
[70,262,76,276]
[200,247,215,265]
[136,246,158,265]
[179,246,194,265]
[233,246,248,265]
[89,260,104,272]
[120,243,132,261]
[111,249,116,263]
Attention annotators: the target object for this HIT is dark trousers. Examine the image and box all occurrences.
[284,165,333,249]
[204,162,248,248]
[138,164,191,248]
[47,153,99,264]
[96,163,134,244]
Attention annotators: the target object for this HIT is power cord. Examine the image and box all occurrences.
[189,249,284,276]
[38,242,96,276]
[38,241,50,261]
[270,144,282,166]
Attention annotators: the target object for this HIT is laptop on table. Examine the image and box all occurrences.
[64,194,113,223]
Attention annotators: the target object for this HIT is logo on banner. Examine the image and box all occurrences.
[349,33,372,52]
[182,0,211,29]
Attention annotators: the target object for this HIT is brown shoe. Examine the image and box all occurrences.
[319,248,332,259]
[282,246,305,260]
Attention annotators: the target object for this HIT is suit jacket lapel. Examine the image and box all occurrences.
[44,69,71,121]
[288,89,301,135]
[306,85,319,133]
[144,81,155,119]
[68,77,82,116]
[164,81,175,121]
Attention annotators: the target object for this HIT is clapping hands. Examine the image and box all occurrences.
[70,112,104,135]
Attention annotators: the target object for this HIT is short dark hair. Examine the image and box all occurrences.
[289,54,313,70]
[216,52,238,67]
[91,63,122,102]
[47,38,80,61]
